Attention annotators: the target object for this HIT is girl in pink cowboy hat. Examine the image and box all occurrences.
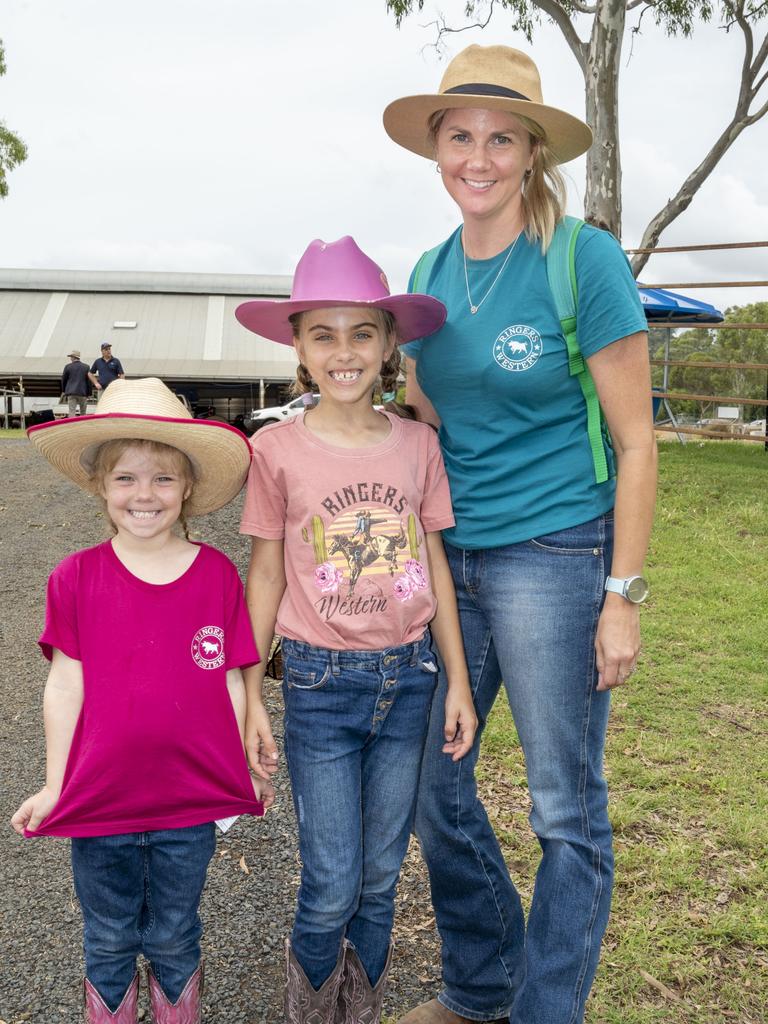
[11,378,275,1023]
[235,236,477,1024]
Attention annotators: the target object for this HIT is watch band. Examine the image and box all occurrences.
[604,575,649,604]
[604,576,629,596]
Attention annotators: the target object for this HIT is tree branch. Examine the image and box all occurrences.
[533,0,588,67]
[722,0,768,30]
[745,94,768,122]
[631,12,768,276]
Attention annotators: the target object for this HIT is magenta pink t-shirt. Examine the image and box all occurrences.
[240,412,455,651]
[27,541,263,838]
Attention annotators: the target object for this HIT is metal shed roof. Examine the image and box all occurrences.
[0,269,298,384]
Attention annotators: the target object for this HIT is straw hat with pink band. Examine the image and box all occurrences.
[235,235,446,346]
[383,44,592,164]
[27,377,252,516]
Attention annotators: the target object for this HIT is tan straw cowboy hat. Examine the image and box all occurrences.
[27,377,252,516]
[383,44,592,164]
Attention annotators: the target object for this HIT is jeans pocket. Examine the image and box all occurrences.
[529,524,602,555]
[285,663,332,691]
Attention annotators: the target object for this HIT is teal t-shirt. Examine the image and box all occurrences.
[402,223,647,550]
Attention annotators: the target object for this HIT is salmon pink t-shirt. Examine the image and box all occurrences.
[27,542,263,838]
[240,412,455,651]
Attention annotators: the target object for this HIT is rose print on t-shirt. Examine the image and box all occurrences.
[404,559,427,589]
[314,562,344,593]
[393,559,429,603]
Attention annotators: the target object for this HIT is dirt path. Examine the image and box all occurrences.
[0,439,440,1023]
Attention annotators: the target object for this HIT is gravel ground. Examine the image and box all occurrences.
[0,439,442,1023]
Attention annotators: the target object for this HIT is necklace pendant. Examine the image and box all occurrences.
[470,305,478,315]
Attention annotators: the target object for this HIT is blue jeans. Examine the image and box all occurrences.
[416,513,614,1024]
[282,634,438,990]
[71,823,216,1011]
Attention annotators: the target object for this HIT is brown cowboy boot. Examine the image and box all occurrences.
[285,939,346,1024]
[396,1000,508,1024]
[146,964,203,1024]
[83,974,139,1023]
[335,941,393,1024]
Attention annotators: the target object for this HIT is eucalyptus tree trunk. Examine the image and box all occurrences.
[537,0,627,239]
[583,0,627,239]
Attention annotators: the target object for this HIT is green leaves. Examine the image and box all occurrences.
[0,39,28,200]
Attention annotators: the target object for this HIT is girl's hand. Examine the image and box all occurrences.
[251,775,276,811]
[11,786,58,835]
[245,701,279,780]
[595,596,641,691]
[442,685,478,761]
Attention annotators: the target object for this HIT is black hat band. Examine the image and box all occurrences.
[444,83,531,101]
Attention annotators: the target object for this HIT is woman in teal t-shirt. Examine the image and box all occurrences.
[383,45,657,1024]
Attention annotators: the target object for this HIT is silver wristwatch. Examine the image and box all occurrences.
[604,575,649,604]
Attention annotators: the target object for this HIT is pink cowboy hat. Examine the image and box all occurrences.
[235,236,446,346]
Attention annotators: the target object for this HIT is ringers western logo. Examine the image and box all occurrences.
[493,324,543,372]
[191,626,225,670]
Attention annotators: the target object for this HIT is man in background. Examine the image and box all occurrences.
[61,349,90,416]
[88,342,125,397]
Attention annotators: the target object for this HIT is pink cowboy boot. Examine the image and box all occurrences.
[83,974,139,1023]
[147,964,204,1024]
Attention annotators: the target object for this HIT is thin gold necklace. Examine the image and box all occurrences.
[462,231,521,315]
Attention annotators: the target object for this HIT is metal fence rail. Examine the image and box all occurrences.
[630,240,767,449]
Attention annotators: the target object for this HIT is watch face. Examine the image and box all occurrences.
[626,576,650,603]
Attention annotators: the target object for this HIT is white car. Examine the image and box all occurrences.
[247,395,317,430]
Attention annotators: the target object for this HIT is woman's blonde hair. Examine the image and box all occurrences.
[89,438,196,539]
[428,109,567,252]
[288,308,401,399]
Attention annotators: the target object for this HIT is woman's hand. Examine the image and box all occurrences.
[443,684,478,761]
[245,700,279,780]
[595,595,640,691]
[11,786,59,835]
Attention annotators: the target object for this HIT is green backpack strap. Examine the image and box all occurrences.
[546,216,611,484]
[409,242,444,296]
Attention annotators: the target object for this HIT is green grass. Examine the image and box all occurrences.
[0,428,26,438]
[477,442,768,1023]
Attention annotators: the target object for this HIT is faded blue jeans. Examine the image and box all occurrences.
[71,823,216,1011]
[282,634,438,990]
[416,513,614,1024]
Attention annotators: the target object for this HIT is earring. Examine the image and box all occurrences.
[525,168,532,178]
[436,164,441,173]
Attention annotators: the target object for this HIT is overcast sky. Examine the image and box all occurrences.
[1,0,766,313]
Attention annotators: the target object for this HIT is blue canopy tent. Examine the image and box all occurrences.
[637,286,724,434]
[638,286,724,323]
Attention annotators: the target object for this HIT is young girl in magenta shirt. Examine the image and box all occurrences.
[235,236,477,1024]
[11,378,275,1023]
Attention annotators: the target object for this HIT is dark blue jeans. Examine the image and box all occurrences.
[416,513,615,1024]
[71,823,216,1011]
[282,634,438,990]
